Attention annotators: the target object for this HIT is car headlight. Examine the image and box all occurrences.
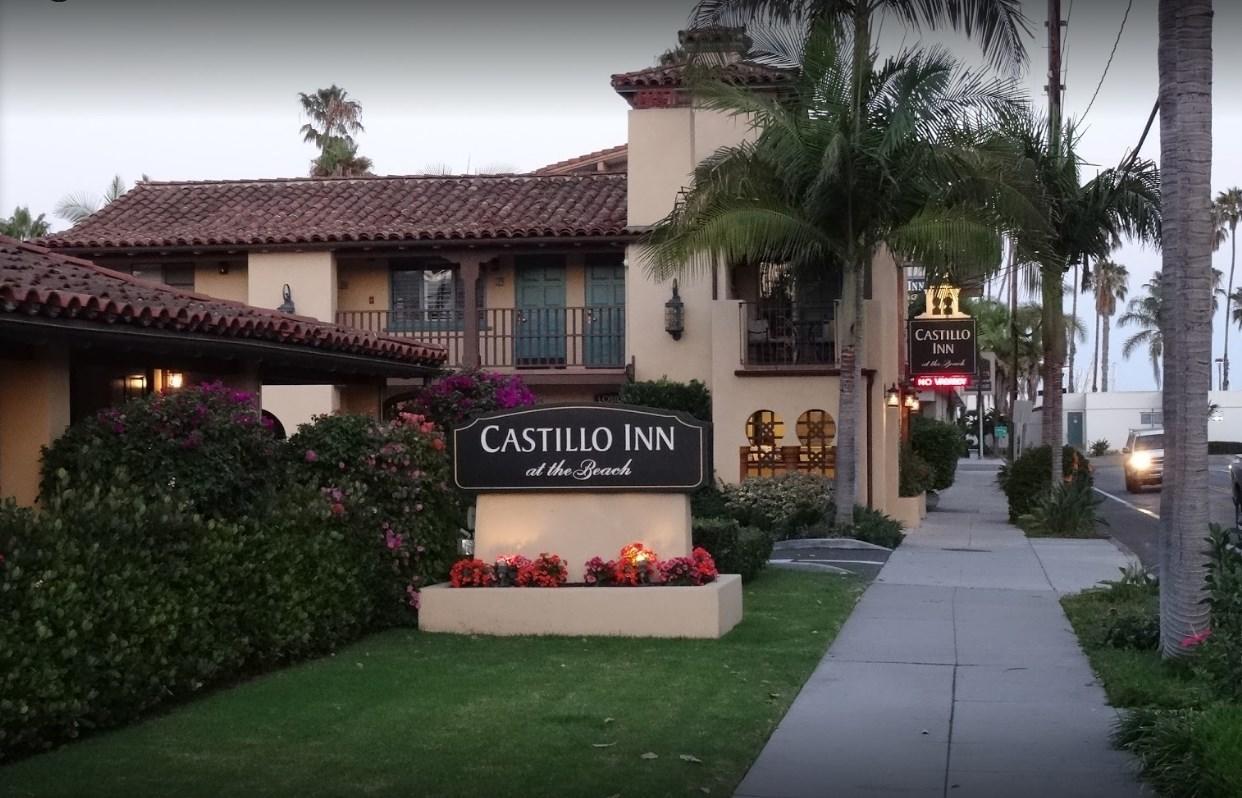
[1130,452,1153,471]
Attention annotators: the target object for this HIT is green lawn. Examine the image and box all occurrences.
[1,570,861,798]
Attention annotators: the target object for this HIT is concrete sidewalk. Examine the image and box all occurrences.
[735,468,1147,798]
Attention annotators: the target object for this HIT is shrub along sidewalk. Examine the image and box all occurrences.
[0,570,861,798]
[1062,535,1242,798]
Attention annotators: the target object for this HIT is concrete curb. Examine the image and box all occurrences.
[773,537,893,553]
[768,560,853,575]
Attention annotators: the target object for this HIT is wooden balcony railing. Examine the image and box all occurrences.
[739,302,839,368]
[336,307,626,369]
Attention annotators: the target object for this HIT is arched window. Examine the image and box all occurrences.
[743,410,785,478]
[795,409,836,476]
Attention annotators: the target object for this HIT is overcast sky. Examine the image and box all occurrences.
[2,0,1240,392]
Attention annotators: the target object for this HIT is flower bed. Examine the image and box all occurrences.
[448,543,719,588]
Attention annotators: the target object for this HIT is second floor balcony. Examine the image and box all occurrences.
[337,306,626,371]
[739,302,839,369]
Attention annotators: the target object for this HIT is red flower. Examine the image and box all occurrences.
[450,558,496,588]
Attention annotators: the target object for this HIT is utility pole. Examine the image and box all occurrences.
[1047,0,1064,139]
[1009,241,1019,461]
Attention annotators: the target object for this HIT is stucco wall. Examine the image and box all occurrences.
[1053,390,1242,451]
[193,263,248,303]
[248,251,337,321]
[249,251,340,427]
[337,259,390,313]
[0,351,71,506]
[624,105,753,387]
[474,492,691,582]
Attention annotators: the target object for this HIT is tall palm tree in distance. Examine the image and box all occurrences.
[1213,187,1242,388]
[1119,273,1164,388]
[299,85,372,177]
[644,18,1024,527]
[1157,0,1213,660]
[1087,259,1128,392]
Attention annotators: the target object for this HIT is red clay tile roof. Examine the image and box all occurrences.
[0,236,445,368]
[39,174,629,251]
[610,60,796,91]
[533,145,628,176]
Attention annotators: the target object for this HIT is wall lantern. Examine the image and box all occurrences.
[664,279,685,340]
[166,371,185,390]
[277,283,296,314]
[885,384,901,408]
[904,392,920,411]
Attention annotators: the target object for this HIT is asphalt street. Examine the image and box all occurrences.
[1090,453,1237,569]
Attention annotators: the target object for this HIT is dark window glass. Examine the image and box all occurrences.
[1133,434,1164,451]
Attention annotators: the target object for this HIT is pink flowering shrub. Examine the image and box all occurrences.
[399,368,537,431]
[40,381,279,515]
[288,411,463,624]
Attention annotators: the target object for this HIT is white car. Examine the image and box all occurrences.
[1123,429,1164,493]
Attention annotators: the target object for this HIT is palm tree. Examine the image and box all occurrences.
[1213,188,1242,388]
[690,0,1030,72]
[299,85,371,177]
[1157,0,1214,660]
[54,175,129,224]
[644,19,1023,526]
[298,85,365,148]
[0,206,51,239]
[1119,273,1164,387]
[1085,259,1129,391]
[1000,114,1160,484]
[311,136,373,178]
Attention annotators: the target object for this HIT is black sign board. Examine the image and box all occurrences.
[908,318,977,377]
[453,404,711,492]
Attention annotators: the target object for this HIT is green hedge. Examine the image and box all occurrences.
[899,443,932,497]
[997,445,1093,523]
[722,473,834,539]
[619,378,712,421]
[0,480,374,759]
[910,416,966,491]
[691,517,773,583]
[2,384,463,760]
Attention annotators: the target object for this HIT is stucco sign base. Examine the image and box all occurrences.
[419,574,743,639]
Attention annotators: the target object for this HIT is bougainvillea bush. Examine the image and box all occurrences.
[287,411,463,623]
[40,381,280,517]
[399,368,537,431]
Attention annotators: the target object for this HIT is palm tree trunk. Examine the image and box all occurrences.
[834,260,866,528]
[1102,314,1112,391]
[1224,226,1237,389]
[1157,0,1213,659]
[1091,306,1101,392]
[1041,266,1067,482]
[1069,263,1080,393]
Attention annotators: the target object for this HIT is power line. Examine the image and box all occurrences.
[1082,0,1134,120]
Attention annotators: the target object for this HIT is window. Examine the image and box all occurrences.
[389,258,483,330]
[129,264,195,291]
[1139,411,1163,427]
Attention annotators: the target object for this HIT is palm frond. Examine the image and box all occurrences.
[54,192,100,224]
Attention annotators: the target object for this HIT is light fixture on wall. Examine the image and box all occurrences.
[664,279,685,340]
[904,391,920,411]
[277,283,296,314]
[885,384,901,408]
[166,371,185,390]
